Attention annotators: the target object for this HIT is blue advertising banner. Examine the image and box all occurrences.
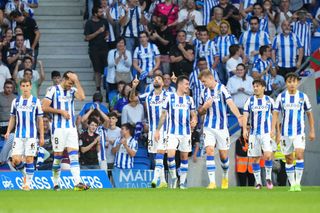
[112,168,154,188]
[0,170,112,190]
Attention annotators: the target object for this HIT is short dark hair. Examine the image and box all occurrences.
[10,10,23,19]
[4,79,14,87]
[23,56,33,63]
[88,117,99,125]
[285,72,301,82]
[259,45,270,55]
[250,16,260,24]
[121,123,134,136]
[92,6,101,16]
[116,37,126,46]
[24,68,33,75]
[229,44,240,57]
[93,92,103,102]
[176,75,189,86]
[198,27,209,34]
[153,73,164,80]
[51,70,61,78]
[63,71,75,79]
[177,30,187,36]
[15,33,24,40]
[139,31,149,38]
[108,112,118,119]
[252,79,266,87]
[197,57,207,64]
[19,78,32,85]
[236,63,246,70]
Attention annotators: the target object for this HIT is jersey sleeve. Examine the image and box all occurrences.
[243,97,251,113]
[199,89,205,106]
[130,139,138,152]
[162,95,170,111]
[133,47,139,60]
[222,85,232,100]
[36,99,43,117]
[45,86,55,101]
[113,137,121,148]
[189,96,195,111]
[10,98,17,116]
[153,44,160,56]
[138,92,148,103]
[274,94,282,112]
[270,97,275,111]
[304,94,312,112]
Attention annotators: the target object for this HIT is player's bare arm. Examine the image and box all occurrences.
[306,111,315,141]
[242,112,249,141]
[270,111,279,139]
[227,99,243,126]
[38,116,44,147]
[154,110,167,142]
[129,76,139,102]
[68,73,85,101]
[190,110,197,128]
[4,115,15,140]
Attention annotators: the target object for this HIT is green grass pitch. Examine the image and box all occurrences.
[0,187,319,213]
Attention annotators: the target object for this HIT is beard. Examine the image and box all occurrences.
[154,83,161,89]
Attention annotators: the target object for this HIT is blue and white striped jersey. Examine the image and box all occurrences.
[291,21,312,56]
[252,58,274,91]
[113,136,138,169]
[239,30,270,63]
[214,34,238,62]
[133,42,160,80]
[246,13,269,33]
[96,125,107,161]
[272,32,302,68]
[139,90,168,132]
[194,40,219,68]
[45,85,77,132]
[241,0,256,9]
[200,83,231,130]
[10,95,43,139]
[274,90,312,136]
[163,93,195,136]
[189,68,220,108]
[201,0,219,25]
[243,95,274,135]
[122,6,143,38]
[107,3,125,42]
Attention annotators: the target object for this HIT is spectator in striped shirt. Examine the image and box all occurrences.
[291,10,318,59]
[112,123,138,169]
[277,0,293,34]
[199,0,220,26]
[133,31,161,93]
[252,45,274,95]
[214,21,238,84]
[272,20,303,78]
[120,0,147,53]
[239,16,270,67]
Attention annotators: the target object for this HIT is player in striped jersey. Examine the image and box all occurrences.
[194,27,219,70]
[155,76,197,189]
[5,79,44,191]
[42,71,88,191]
[198,70,242,189]
[133,31,161,93]
[242,79,274,190]
[200,0,220,25]
[272,20,303,78]
[239,16,270,65]
[130,73,168,188]
[112,123,138,169]
[271,73,315,192]
[145,71,176,93]
[252,45,274,95]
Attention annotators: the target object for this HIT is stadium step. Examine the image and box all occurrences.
[36,0,95,111]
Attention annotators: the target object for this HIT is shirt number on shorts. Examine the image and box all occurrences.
[54,137,59,145]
